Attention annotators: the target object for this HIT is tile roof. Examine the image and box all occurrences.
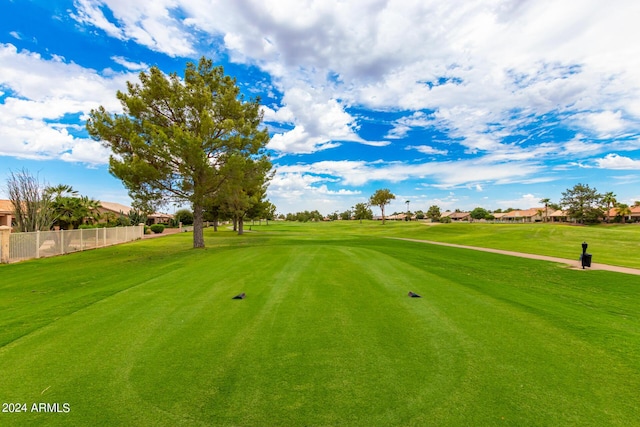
[0,200,14,213]
[98,201,132,215]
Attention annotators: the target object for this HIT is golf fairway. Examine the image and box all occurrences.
[1,225,639,426]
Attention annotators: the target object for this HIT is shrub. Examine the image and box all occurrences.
[150,224,165,234]
[440,216,452,223]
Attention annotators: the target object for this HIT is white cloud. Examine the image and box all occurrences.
[571,110,628,137]
[111,56,148,71]
[596,153,640,170]
[266,86,387,154]
[277,157,544,189]
[0,43,135,164]
[71,0,196,57]
[60,139,112,165]
[406,145,448,156]
[496,193,544,209]
[67,0,640,161]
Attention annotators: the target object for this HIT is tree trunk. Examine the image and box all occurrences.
[213,217,218,232]
[193,203,205,248]
[381,206,386,225]
[233,217,237,231]
[238,216,244,235]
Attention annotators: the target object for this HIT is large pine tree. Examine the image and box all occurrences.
[87,58,271,248]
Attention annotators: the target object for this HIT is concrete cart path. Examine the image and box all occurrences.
[389,237,640,276]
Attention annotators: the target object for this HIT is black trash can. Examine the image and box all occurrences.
[581,253,592,269]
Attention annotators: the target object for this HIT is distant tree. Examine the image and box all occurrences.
[261,202,277,225]
[340,210,352,220]
[174,209,194,225]
[426,205,441,221]
[414,210,425,220]
[87,57,270,248]
[353,203,373,223]
[217,155,272,234]
[328,212,339,221]
[602,192,617,222]
[6,169,55,232]
[539,198,551,223]
[285,210,323,222]
[470,207,490,221]
[560,183,604,224]
[370,189,396,224]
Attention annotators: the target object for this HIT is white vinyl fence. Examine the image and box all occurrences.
[1,225,144,264]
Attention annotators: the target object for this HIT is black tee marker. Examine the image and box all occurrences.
[232,292,246,299]
[408,291,421,298]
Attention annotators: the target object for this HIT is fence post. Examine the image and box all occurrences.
[0,226,10,264]
[36,230,40,259]
[103,227,106,247]
[139,223,145,239]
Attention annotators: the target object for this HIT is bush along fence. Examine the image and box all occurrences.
[0,224,144,264]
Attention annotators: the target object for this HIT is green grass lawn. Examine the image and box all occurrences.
[1,222,639,426]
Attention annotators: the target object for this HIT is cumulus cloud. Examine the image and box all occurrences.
[71,0,196,57]
[596,153,640,170]
[266,86,387,153]
[0,43,135,164]
[66,0,640,162]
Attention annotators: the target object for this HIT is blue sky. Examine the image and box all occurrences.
[2,0,640,216]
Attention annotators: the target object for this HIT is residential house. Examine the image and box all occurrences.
[98,201,173,225]
[448,211,471,221]
[549,209,570,222]
[492,212,508,221]
[148,212,174,224]
[608,206,640,223]
[500,208,543,223]
[98,201,132,219]
[0,200,13,227]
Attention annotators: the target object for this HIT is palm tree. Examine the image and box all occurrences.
[602,192,617,222]
[405,200,410,221]
[617,203,632,224]
[539,198,551,223]
[47,185,101,229]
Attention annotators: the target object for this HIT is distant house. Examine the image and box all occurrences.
[549,209,570,222]
[449,211,471,221]
[386,213,407,221]
[148,212,174,224]
[608,206,640,222]
[98,201,173,225]
[0,200,13,227]
[439,211,470,221]
[500,208,543,223]
[492,212,508,221]
[98,201,132,218]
